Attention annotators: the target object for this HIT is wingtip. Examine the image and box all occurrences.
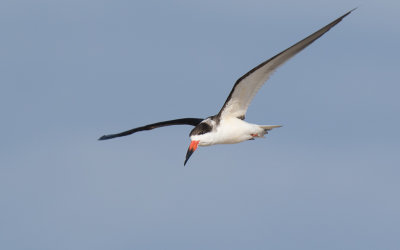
[333,8,357,23]
[343,7,357,17]
[98,135,109,141]
[349,7,358,13]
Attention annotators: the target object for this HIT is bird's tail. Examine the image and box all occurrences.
[260,125,282,130]
[260,125,282,135]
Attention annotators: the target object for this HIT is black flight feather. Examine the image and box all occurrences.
[99,118,204,140]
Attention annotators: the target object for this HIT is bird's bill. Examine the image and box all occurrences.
[184,140,199,166]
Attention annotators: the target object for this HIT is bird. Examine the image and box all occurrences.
[99,9,354,166]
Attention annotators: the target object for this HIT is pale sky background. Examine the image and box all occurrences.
[1,0,400,249]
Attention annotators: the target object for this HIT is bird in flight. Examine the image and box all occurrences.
[99,10,354,165]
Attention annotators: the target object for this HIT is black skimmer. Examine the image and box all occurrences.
[99,10,354,165]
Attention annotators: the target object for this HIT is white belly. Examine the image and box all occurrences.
[191,117,264,146]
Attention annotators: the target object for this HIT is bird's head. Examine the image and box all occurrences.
[184,120,214,166]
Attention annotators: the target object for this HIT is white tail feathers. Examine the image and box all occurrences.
[255,125,282,137]
[260,125,282,131]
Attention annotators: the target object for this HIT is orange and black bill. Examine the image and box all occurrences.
[184,140,199,166]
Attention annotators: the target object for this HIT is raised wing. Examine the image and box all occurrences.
[218,9,354,119]
[98,118,204,140]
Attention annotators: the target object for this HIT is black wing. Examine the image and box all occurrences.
[98,118,204,140]
[217,9,355,119]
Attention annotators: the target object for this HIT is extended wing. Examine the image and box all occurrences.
[218,9,354,119]
[98,118,204,140]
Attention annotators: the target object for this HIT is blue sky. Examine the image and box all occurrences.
[1,0,400,249]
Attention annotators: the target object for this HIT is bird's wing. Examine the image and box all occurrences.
[98,118,204,140]
[218,9,354,120]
